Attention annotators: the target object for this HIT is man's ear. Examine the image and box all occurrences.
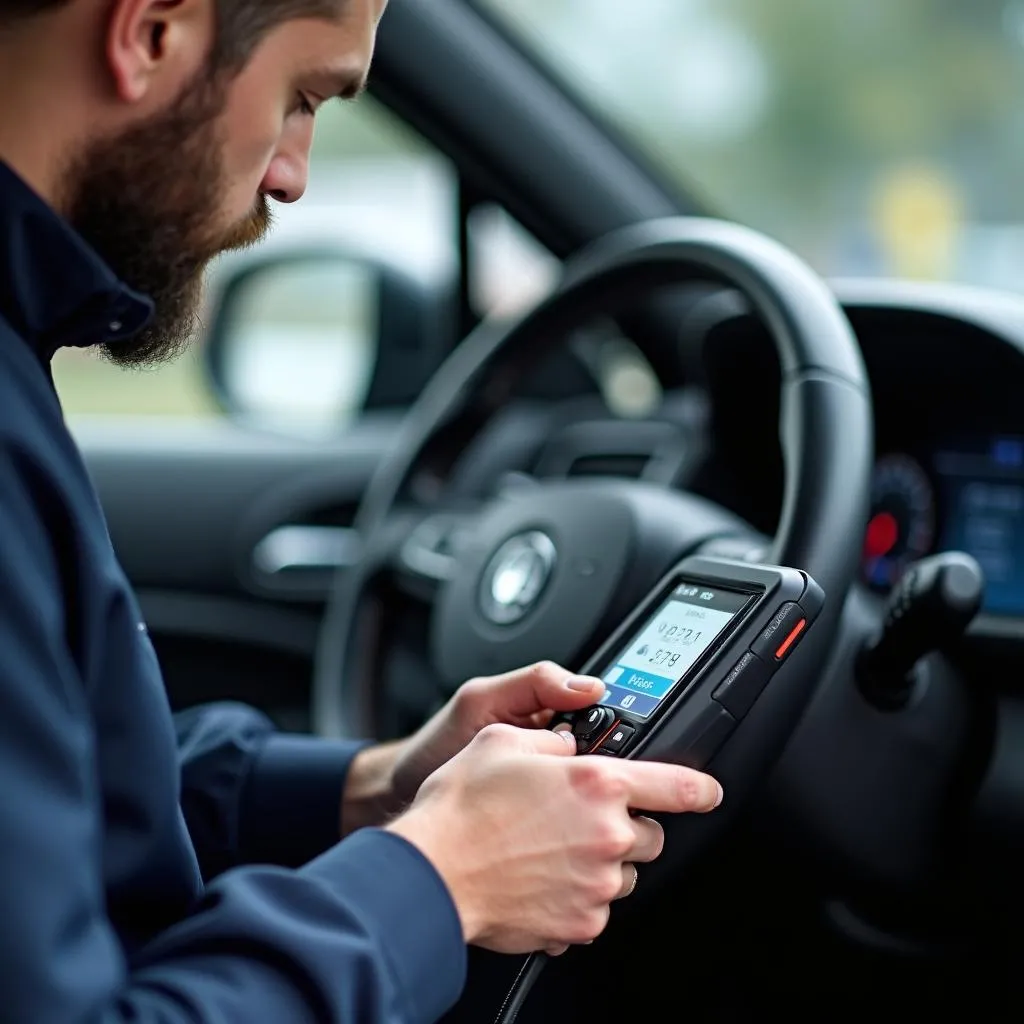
[104,0,215,106]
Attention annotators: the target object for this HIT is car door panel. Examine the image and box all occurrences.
[74,414,403,728]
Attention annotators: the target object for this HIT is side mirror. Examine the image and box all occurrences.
[203,247,450,434]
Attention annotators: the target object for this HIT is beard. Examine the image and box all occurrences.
[64,72,272,368]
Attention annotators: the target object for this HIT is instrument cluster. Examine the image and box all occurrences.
[862,436,1024,615]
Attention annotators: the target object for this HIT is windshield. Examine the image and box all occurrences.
[478,0,1024,292]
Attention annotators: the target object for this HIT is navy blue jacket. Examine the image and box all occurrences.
[0,161,465,1022]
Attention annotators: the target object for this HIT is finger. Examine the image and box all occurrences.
[615,761,724,814]
[527,709,556,729]
[614,863,639,901]
[627,815,664,864]
[473,662,606,720]
[503,723,577,756]
[545,944,570,957]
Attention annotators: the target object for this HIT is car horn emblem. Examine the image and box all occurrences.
[479,531,557,625]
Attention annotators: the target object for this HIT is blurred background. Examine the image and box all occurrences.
[52,0,1024,421]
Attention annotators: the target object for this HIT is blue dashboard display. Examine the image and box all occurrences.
[599,584,751,719]
[935,436,1024,615]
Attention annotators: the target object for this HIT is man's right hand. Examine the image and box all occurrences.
[385,723,723,955]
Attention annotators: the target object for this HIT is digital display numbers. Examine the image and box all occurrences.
[599,583,751,719]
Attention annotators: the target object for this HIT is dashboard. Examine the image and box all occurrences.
[694,279,1024,624]
[458,279,1024,633]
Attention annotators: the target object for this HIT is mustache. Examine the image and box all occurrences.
[219,193,273,253]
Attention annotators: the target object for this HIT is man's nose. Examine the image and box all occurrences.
[260,144,310,204]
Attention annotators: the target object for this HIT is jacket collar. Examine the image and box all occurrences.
[0,161,153,359]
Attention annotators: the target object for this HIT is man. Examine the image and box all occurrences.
[0,0,725,1020]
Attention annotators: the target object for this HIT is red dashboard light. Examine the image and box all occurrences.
[865,511,899,559]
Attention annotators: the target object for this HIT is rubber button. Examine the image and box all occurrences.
[596,723,635,756]
[712,651,773,719]
[750,603,807,663]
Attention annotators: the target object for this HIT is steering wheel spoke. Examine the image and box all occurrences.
[392,510,476,599]
[695,533,771,564]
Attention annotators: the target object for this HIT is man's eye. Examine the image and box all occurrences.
[296,93,316,117]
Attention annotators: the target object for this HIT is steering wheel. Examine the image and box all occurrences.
[314,216,872,872]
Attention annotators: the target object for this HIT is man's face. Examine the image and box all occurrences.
[67,0,386,368]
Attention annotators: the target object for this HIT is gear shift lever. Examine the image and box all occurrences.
[858,551,984,710]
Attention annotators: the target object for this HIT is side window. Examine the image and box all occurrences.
[51,98,457,427]
[466,202,561,318]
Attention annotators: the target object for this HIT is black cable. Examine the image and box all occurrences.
[492,952,549,1024]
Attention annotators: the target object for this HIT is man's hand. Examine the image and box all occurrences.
[386,723,724,954]
[392,661,605,805]
[339,663,605,836]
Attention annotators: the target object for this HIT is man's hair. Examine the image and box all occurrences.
[0,0,340,69]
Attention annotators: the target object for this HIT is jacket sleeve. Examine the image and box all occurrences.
[174,701,372,878]
[0,450,467,1024]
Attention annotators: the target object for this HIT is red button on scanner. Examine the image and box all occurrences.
[750,603,809,664]
[775,617,807,660]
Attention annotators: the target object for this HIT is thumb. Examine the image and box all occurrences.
[475,662,606,720]
[537,673,607,713]
[516,724,578,757]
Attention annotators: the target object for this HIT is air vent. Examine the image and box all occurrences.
[565,453,651,479]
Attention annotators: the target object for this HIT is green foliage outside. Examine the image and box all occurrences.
[486,0,1024,278]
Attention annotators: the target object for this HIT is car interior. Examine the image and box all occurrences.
[52,1,1024,1020]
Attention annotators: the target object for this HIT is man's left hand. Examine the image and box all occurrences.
[340,662,605,836]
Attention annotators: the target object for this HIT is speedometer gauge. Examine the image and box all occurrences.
[862,454,936,591]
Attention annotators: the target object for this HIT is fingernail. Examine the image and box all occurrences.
[567,676,602,692]
[556,728,576,750]
[713,782,724,808]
